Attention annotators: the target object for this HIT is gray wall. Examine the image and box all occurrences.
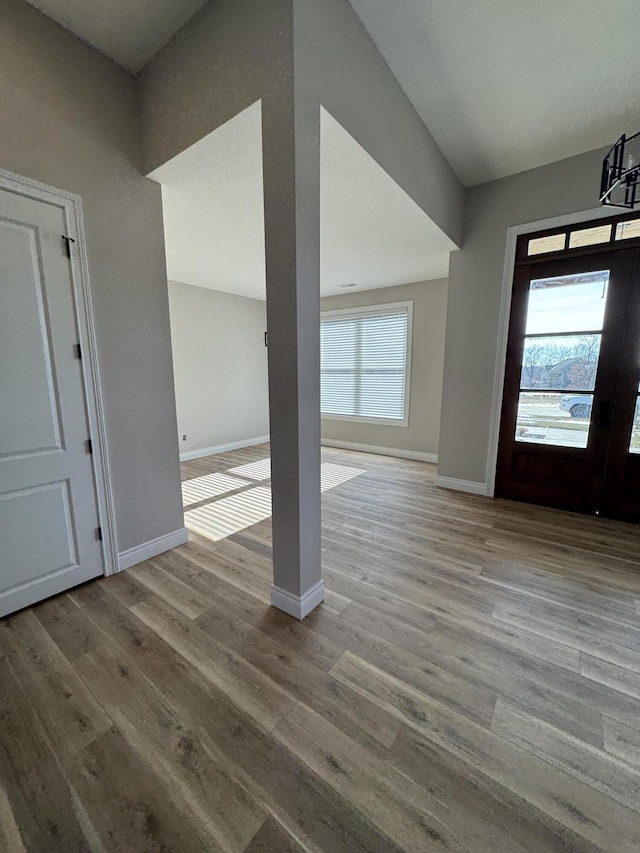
[321,280,448,456]
[0,0,183,551]
[142,0,325,600]
[140,0,291,173]
[140,0,463,602]
[140,0,462,247]
[439,147,607,486]
[168,282,269,454]
[294,0,463,246]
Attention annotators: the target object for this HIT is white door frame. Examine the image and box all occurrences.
[0,168,117,574]
[485,203,623,497]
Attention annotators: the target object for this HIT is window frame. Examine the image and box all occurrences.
[516,209,640,263]
[320,300,413,427]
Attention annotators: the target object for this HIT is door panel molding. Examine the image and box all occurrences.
[0,480,78,590]
[0,168,117,574]
[486,205,623,496]
[0,218,65,458]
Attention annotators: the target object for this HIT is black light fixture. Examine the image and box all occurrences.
[600,131,640,208]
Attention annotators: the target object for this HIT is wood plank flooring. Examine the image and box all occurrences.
[2,442,640,851]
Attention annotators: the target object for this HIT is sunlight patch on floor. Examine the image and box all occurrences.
[184,486,272,541]
[320,463,365,492]
[226,457,272,481]
[225,457,365,492]
[181,472,251,507]
[184,460,365,543]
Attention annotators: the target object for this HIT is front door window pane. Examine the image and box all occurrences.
[630,397,640,454]
[526,271,609,334]
[516,392,592,448]
[516,269,610,448]
[520,335,601,391]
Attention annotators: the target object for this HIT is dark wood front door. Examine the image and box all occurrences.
[496,218,640,522]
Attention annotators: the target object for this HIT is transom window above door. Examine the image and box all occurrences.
[522,211,640,259]
[320,302,412,426]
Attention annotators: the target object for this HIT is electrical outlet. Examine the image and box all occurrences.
[182,434,187,441]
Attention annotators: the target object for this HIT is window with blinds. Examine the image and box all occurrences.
[320,302,412,424]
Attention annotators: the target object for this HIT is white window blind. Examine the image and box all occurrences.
[320,304,411,423]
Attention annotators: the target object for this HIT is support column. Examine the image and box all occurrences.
[261,88,324,619]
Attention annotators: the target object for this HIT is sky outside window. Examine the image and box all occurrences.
[526,272,609,335]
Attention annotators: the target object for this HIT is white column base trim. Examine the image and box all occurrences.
[118,527,188,571]
[180,435,270,462]
[434,476,487,496]
[271,580,325,620]
[321,439,437,464]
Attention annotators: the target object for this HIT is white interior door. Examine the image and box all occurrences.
[0,186,104,616]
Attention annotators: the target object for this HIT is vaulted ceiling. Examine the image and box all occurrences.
[24,0,640,187]
[25,0,207,74]
[349,0,640,186]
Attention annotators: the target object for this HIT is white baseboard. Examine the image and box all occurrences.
[434,476,487,496]
[180,435,269,462]
[117,527,189,571]
[271,580,325,620]
[321,439,437,464]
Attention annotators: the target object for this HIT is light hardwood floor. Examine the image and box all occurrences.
[2,443,640,851]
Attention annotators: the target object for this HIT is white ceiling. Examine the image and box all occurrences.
[149,102,455,300]
[25,1,640,185]
[25,0,207,74]
[349,0,640,186]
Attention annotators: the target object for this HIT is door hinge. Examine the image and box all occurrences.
[62,235,76,258]
[85,438,93,455]
[95,527,103,542]
[74,343,82,360]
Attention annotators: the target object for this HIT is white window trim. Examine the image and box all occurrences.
[320,300,413,427]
